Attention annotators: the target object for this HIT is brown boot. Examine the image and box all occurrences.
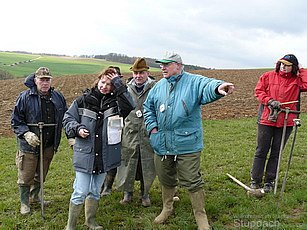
[154,186,176,224]
[65,202,83,230]
[120,191,133,205]
[84,198,103,230]
[189,189,210,230]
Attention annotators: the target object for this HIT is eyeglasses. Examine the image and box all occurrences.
[159,62,176,68]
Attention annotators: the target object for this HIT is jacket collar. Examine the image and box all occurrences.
[167,71,184,83]
[279,71,294,78]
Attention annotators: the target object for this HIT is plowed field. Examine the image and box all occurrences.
[2,69,307,137]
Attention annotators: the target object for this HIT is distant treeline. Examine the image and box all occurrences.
[82,53,210,71]
[3,50,70,57]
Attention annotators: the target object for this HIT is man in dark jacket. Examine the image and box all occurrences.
[11,67,67,215]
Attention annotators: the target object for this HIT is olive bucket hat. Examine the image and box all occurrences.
[130,58,150,72]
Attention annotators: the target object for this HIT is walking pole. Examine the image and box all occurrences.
[274,108,289,194]
[280,119,301,199]
[27,122,56,219]
[274,108,300,194]
[38,122,45,219]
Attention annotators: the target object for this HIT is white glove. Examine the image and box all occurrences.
[24,131,40,147]
[68,138,75,147]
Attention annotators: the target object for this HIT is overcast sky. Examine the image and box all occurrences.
[1,0,307,68]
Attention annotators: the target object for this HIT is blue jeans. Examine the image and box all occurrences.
[70,171,106,205]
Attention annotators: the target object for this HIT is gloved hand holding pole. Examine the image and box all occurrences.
[24,131,40,147]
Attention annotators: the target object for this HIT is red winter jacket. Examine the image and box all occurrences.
[255,68,307,127]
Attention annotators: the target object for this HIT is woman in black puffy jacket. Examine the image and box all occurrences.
[63,67,135,229]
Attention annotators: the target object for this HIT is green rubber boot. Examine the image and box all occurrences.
[65,202,83,230]
[84,198,103,229]
[154,186,176,224]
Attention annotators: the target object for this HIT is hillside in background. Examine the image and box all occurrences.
[0,51,159,79]
[0,51,209,79]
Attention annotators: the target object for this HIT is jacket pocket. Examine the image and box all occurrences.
[105,144,121,171]
[173,128,199,152]
[73,144,93,171]
[149,132,161,153]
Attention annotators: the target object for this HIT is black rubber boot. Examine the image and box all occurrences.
[19,185,30,215]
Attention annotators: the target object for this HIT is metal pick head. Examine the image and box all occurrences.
[293,119,301,126]
[247,188,265,198]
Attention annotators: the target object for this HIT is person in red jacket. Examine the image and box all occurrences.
[250,54,307,192]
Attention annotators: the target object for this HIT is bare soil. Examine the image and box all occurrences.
[2,69,307,137]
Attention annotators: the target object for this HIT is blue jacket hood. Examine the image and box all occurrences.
[24,73,35,89]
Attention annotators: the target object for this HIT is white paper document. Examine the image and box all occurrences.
[107,115,124,145]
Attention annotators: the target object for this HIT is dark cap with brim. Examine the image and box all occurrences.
[279,54,298,66]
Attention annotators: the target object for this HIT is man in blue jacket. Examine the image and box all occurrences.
[11,67,67,215]
[143,53,234,230]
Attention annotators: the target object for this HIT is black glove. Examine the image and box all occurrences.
[84,88,103,113]
[268,99,281,110]
[268,99,281,122]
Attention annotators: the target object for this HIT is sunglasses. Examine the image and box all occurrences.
[283,54,294,60]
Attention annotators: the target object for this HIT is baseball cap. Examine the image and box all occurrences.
[35,67,52,78]
[156,53,183,64]
[279,54,298,66]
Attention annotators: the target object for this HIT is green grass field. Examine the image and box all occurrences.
[0,52,159,78]
[1,117,306,229]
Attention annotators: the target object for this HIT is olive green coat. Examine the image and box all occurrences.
[116,78,156,195]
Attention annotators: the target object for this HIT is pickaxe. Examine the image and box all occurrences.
[226,173,265,198]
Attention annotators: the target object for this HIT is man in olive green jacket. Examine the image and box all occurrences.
[117,58,156,207]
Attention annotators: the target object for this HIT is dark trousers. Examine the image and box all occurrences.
[103,167,117,190]
[251,124,292,183]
